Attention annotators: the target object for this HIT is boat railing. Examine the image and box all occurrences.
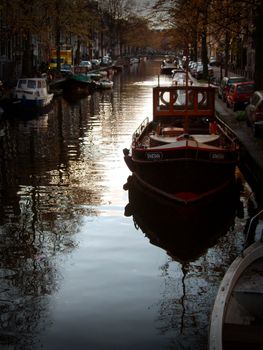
[244,208,263,247]
[132,117,149,145]
[215,115,239,147]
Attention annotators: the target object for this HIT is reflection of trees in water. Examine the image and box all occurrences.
[154,258,217,349]
[124,172,248,348]
[0,225,54,348]
[153,227,245,350]
[0,190,80,349]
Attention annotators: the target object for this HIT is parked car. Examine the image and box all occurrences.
[226,81,255,111]
[190,62,198,75]
[194,63,214,79]
[91,59,100,69]
[195,63,204,79]
[101,56,112,66]
[209,56,217,66]
[245,90,263,136]
[218,76,247,101]
[188,61,196,70]
[79,60,92,70]
[60,64,73,76]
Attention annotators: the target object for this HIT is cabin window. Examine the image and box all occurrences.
[27,80,36,89]
[237,84,254,93]
[173,90,187,109]
[18,80,27,88]
[158,91,170,110]
[172,90,194,109]
[197,91,208,109]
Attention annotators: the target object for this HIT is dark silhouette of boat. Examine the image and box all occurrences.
[124,173,242,263]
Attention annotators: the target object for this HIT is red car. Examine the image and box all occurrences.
[226,81,255,111]
[218,76,246,101]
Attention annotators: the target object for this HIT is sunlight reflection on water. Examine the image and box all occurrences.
[0,59,248,350]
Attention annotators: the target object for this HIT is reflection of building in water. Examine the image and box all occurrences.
[0,220,62,349]
[0,97,103,226]
[0,96,106,349]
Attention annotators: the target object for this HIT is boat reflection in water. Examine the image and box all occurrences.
[124,173,243,263]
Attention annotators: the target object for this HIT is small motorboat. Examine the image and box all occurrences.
[13,77,54,110]
[160,56,179,74]
[1,77,54,116]
[95,78,114,89]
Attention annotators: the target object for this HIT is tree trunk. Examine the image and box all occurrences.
[201,31,208,79]
[200,3,209,79]
[75,38,81,65]
[55,26,61,71]
[192,30,198,61]
[22,33,33,77]
[224,31,230,77]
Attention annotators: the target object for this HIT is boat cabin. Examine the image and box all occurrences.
[153,85,215,119]
[14,78,49,99]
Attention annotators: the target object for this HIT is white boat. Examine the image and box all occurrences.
[209,209,263,350]
[130,57,140,64]
[13,77,54,111]
[96,78,114,89]
[160,56,179,74]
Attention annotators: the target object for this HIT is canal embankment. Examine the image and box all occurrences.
[191,66,263,205]
[216,101,263,205]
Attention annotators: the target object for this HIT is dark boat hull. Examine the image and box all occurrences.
[124,152,237,197]
[160,66,177,75]
[62,76,97,96]
[1,97,53,117]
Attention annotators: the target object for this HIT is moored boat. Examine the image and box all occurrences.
[2,77,54,115]
[123,84,239,203]
[209,212,263,350]
[160,56,179,74]
[63,72,98,95]
[1,77,54,116]
[14,77,53,107]
[95,78,114,89]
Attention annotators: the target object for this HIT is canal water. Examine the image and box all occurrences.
[0,59,251,349]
